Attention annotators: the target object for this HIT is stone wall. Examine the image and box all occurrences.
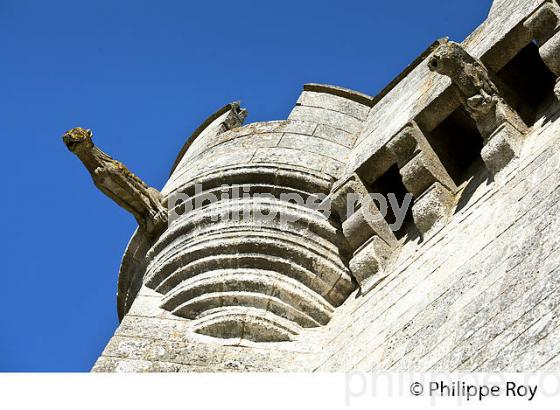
[314,105,560,371]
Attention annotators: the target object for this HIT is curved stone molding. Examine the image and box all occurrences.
[140,112,356,342]
[190,307,302,342]
[160,269,335,325]
[116,229,150,319]
[303,83,375,107]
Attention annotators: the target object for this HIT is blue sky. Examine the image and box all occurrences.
[0,0,490,371]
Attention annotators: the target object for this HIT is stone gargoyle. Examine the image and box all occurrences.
[62,127,168,237]
[428,41,527,139]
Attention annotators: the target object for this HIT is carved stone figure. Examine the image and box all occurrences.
[429,43,498,117]
[428,41,526,138]
[428,41,527,174]
[62,127,168,237]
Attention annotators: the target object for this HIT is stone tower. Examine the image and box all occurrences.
[77,0,560,371]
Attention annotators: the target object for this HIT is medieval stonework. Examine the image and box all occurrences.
[67,0,560,371]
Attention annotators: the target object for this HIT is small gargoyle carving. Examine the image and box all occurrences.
[428,41,526,138]
[62,127,168,237]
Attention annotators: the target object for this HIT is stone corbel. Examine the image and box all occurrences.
[524,1,560,97]
[428,41,528,175]
[330,173,399,292]
[387,121,458,234]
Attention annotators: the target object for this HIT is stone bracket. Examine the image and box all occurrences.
[329,173,399,289]
[349,236,393,294]
[524,2,560,98]
[330,173,398,248]
[387,122,458,234]
[412,182,456,234]
[480,121,524,175]
[524,2,560,47]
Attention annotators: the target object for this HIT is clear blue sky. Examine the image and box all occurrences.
[0,0,490,371]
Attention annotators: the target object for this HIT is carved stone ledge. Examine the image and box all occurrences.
[480,122,524,175]
[428,41,527,175]
[412,182,456,235]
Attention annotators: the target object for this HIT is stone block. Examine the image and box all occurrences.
[480,122,524,175]
[539,30,560,76]
[386,122,427,166]
[412,182,455,234]
[288,106,363,135]
[349,236,394,291]
[342,198,397,250]
[296,91,370,120]
[400,151,457,197]
[387,121,457,197]
[314,124,356,148]
[251,147,325,172]
[329,173,371,219]
[278,133,350,160]
[523,2,560,45]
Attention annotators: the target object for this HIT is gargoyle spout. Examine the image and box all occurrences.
[62,127,168,237]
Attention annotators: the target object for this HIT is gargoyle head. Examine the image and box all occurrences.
[63,127,93,153]
[427,42,468,77]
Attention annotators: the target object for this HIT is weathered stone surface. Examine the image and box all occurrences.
[349,236,394,290]
[313,124,356,148]
[289,106,363,135]
[428,41,529,174]
[329,173,371,220]
[278,133,350,161]
[342,200,397,250]
[480,122,524,174]
[92,0,560,372]
[412,182,456,234]
[539,30,560,76]
[62,127,168,237]
[296,91,370,120]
